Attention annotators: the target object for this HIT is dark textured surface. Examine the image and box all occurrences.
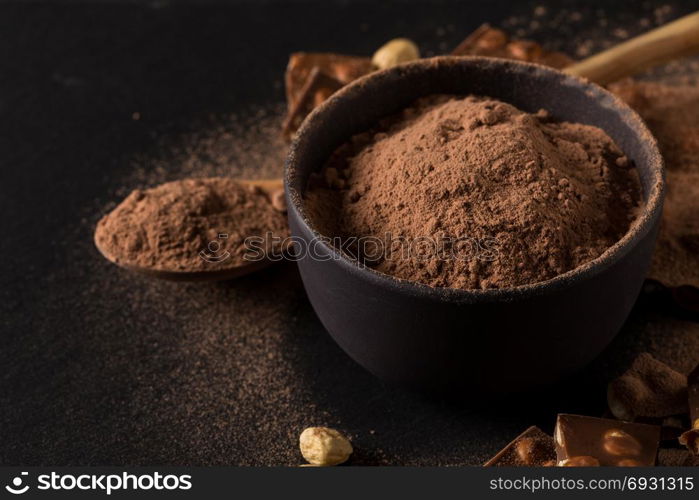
[0,0,696,466]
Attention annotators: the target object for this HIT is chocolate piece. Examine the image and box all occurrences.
[554,414,661,466]
[484,426,556,466]
[679,364,699,455]
[282,67,344,137]
[506,39,543,62]
[607,353,688,421]
[451,24,508,55]
[283,52,373,135]
[450,23,573,69]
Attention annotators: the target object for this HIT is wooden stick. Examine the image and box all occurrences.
[564,11,699,85]
[240,178,284,194]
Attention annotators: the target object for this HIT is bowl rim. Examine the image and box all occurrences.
[285,55,665,303]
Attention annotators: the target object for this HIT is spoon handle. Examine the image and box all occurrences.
[240,178,284,193]
[564,11,699,85]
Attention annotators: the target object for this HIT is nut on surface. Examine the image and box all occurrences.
[299,426,353,466]
[371,38,420,70]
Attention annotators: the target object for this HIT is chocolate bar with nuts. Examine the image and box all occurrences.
[554,414,661,466]
[484,426,556,466]
[451,23,573,69]
[679,363,699,454]
[607,353,688,421]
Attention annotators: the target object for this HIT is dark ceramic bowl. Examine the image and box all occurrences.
[285,56,664,392]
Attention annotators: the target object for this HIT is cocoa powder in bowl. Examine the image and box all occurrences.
[304,94,642,290]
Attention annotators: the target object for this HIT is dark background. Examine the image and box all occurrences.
[1,0,695,466]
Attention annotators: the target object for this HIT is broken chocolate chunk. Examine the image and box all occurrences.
[484,426,556,466]
[285,52,373,108]
[283,52,373,136]
[450,23,573,69]
[555,414,660,466]
[607,353,688,421]
[282,66,344,138]
[451,24,508,55]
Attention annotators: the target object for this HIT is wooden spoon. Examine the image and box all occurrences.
[94,178,286,282]
[564,11,699,84]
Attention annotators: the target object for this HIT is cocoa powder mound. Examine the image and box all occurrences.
[95,177,288,272]
[610,81,699,288]
[607,352,688,421]
[305,95,642,289]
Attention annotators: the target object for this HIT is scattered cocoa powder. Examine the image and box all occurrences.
[125,105,288,191]
[95,178,288,272]
[305,94,642,289]
[610,81,699,289]
[657,448,699,467]
[644,315,699,376]
[484,426,556,466]
[607,353,688,421]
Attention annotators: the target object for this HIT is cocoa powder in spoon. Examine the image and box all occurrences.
[95,177,288,272]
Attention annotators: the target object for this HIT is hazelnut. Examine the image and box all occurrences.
[299,427,353,466]
[372,38,420,70]
[559,456,600,467]
[603,428,642,456]
[679,428,699,455]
